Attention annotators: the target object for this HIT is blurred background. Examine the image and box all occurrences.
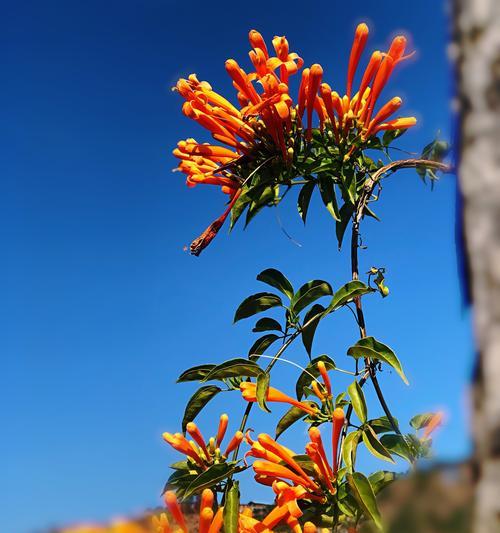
[3,0,489,531]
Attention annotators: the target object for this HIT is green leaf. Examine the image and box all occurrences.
[291,280,333,315]
[234,292,283,323]
[297,181,315,224]
[336,203,354,250]
[296,355,336,400]
[248,334,280,358]
[170,460,190,471]
[362,425,395,463]
[256,268,294,300]
[229,189,250,230]
[347,336,409,385]
[380,434,414,463]
[182,386,222,432]
[301,304,325,357]
[288,455,317,477]
[327,281,373,313]
[347,380,367,423]
[341,166,357,204]
[163,470,198,496]
[203,358,263,382]
[275,405,308,439]
[382,128,407,146]
[342,430,361,473]
[318,175,341,221]
[364,205,380,221]
[368,416,399,434]
[368,471,397,495]
[245,185,279,228]
[347,472,383,531]
[256,372,271,413]
[223,481,240,533]
[177,364,217,383]
[410,413,436,430]
[422,139,450,162]
[252,317,283,333]
[182,462,237,500]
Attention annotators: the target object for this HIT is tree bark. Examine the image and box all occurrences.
[454,1,500,531]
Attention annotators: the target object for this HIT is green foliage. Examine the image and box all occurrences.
[275,405,308,439]
[290,279,333,315]
[234,292,283,322]
[301,304,325,357]
[256,268,294,299]
[347,336,409,385]
[348,380,368,423]
[181,385,222,432]
[347,472,383,530]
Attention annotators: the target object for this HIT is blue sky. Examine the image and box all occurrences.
[2,1,473,532]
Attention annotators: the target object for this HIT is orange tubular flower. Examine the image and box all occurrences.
[253,460,317,489]
[364,96,402,137]
[216,413,228,446]
[164,491,189,533]
[317,361,332,396]
[224,430,244,456]
[267,36,304,84]
[249,30,269,58]
[309,427,333,479]
[346,23,369,99]
[240,381,318,415]
[161,490,222,533]
[373,116,417,133]
[305,64,323,141]
[422,411,444,439]
[354,50,382,113]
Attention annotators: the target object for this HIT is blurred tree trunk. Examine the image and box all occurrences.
[454,1,500,532]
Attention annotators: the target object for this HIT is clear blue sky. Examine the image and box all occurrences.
[2,1,473,532]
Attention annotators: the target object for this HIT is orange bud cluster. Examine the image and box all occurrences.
[162,414,243,470]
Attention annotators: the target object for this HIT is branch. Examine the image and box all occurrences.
[358,159,453,222]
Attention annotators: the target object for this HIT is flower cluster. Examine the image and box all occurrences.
[172,25,416,255]
[162,414,243,471]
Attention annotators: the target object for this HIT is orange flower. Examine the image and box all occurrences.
[267,36,304,84]
[158,490,223,533]
[346,23,369,99]
[317,361,332,396]
[240,381,318,415]
[372,116,417,133]
[216,413,228,446]
[305,64,323,141]
[422,411,444,439]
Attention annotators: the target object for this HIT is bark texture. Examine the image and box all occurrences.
[454,0,500,532]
